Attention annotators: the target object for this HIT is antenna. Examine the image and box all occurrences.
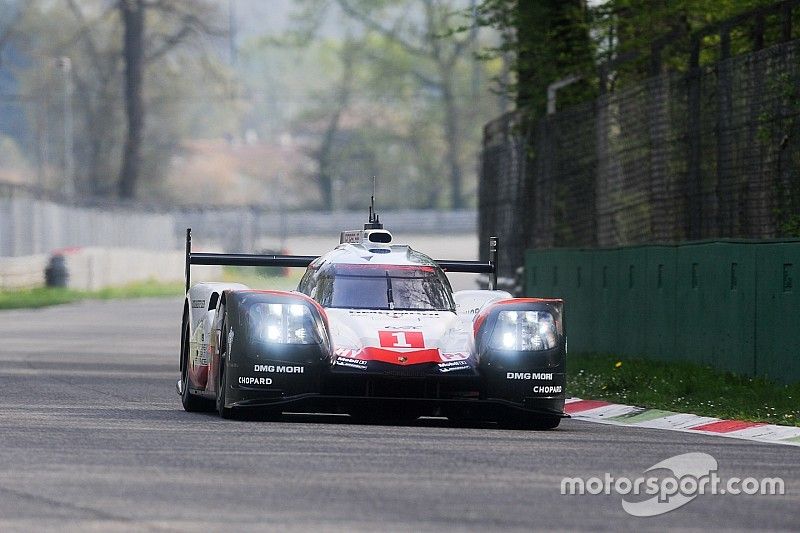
[365,176,383,230]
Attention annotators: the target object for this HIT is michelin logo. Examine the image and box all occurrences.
[506,372,553,380]
[335,356,368,370]
[438,361,470,373]
[254,365,304,373]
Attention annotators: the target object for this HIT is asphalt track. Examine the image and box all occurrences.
[0,298,797,532]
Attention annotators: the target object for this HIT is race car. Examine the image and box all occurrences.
[177,210,567,429]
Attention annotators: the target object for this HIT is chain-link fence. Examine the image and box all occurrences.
[481,37,800,278]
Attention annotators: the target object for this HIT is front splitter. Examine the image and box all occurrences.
[229,392,568,419]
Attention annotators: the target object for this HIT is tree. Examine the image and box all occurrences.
[117,0,225,199]
[336,0,479,209]
[316,36,359,211]
[10,0,232,198]
[477,0,595,118]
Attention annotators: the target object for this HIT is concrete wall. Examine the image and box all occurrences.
[0,254,49,289]
[0,248,221,291]
[61,248,221,291]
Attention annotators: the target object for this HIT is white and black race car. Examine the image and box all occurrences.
[177,212,567,429]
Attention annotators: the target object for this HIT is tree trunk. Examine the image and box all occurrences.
[317,39,356,211]
[441,69,463,209]
[119,0,145,199]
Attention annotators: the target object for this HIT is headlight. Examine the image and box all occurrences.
[255,303,321,345]
[490,310,558,351]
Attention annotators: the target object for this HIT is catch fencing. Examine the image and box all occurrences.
[480,22,800,279]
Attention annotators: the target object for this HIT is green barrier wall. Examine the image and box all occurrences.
[525,240,800,383]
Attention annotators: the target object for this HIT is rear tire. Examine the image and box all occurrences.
[181,318,211,412]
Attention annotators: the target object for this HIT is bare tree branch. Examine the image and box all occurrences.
[336,0,430,58]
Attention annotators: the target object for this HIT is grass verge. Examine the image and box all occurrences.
[0,281,183,310]
[569,353,800,427]
[0,269,303,311]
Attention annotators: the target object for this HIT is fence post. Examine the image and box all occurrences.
[533,119,554,248]
[686,35,703,240]
[595,92,613,246]
[715,24,734,237]
[648,56,671,242]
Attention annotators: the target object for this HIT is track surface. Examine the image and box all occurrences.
[0,299,797,531]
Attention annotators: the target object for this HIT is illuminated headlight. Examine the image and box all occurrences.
[259,303,320,344]
[490,310,558,351]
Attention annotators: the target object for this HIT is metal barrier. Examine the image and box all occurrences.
[0,192,477,257]
[525,240,800,383]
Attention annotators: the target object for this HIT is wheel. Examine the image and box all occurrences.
[216,357,234,419]
[498,413,561,430]
[181,318,211,412]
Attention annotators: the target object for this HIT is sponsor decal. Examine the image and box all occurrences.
[238,376,273,386]
[253,364,304,374]
[438,360,470,373]
[191,299,205,308]
[440,352,470,361]
[340,230,362,244]
[382,325,422,330]
[506,372,554,380]
[193,343,210,366]
[335,356,368,370]
[378,330,425,349]
[533,385,562,394]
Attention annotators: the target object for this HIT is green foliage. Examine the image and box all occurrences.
[570,353,800,426]
[477,0,596,118]
[478,0,786,116]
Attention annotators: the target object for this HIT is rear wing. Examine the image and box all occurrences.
[184,228,498,293]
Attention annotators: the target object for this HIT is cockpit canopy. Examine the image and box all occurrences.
[298,263,455,312]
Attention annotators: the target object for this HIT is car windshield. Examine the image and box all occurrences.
[315,264,454,311]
